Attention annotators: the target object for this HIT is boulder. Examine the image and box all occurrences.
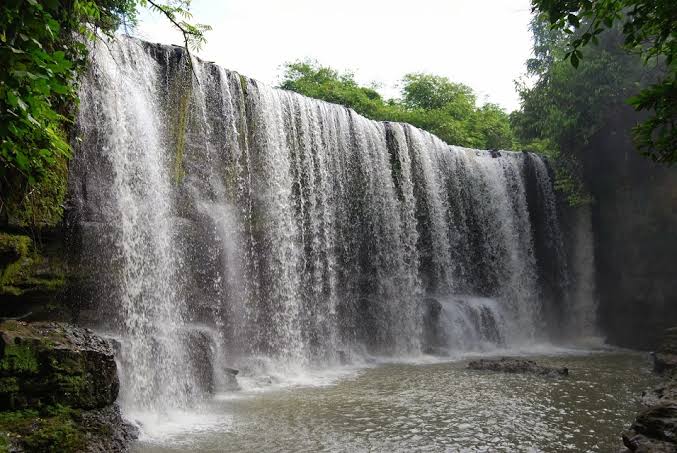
[622,327,677,452]
[222,367,240,391]
[631,403,677,444]
[0,321,135,452]
[467,357,569,377]
[0,320,118,410]
[622,403,677,452]
[1,403,137,453]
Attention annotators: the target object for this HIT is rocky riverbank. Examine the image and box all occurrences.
[0,321,136,452]
[622,327,677,452]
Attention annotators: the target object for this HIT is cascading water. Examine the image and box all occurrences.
[69,37,598,413]
[72,40,195,410]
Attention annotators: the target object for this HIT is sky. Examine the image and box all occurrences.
[134,0,534,112]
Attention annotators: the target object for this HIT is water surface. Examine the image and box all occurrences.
[133,351,655,452]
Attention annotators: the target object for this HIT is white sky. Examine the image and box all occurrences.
[133,0,534,112]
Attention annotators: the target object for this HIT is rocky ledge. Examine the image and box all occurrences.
[467,357,569,377]
[0,321,136,452]
[622,327,677,453]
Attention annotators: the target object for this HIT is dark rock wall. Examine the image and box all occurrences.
[582,106,677,349]
[0,321,135,452]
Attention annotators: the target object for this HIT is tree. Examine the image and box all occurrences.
[511,15,655,204]
[401,73,475,112]
[279,60,389,120]
[531,0,677,163]
[0,0,208,228]
[279,61,514,150]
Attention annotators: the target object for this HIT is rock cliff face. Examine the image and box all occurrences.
[0,321,135,452]
[0,232,70,323]
[582,107,677,350]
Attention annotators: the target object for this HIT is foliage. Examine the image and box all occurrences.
[279,60,515,150]
[531,0,677,163]
[511,16,656,205]
[0,0,208,230]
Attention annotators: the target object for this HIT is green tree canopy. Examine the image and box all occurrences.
[531,0,677,163]
[511,15,657,204]
[279,60,514,150]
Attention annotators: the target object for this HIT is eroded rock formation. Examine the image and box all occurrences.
[0,321,136,452]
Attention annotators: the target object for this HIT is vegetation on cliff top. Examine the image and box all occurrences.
[279,61,515,151]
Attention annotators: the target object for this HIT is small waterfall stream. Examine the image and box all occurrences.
[69,37,598,413]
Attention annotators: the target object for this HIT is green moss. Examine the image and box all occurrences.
[0,377,19,393]
[172,73,193,185]
[239,74,249,97]
[0,260,30,291]
[0,233,35,293]
[0,232,67,301]
[0,286,22,297]
[0,343,39,374]
[57,374,89,397]
[0,234,31,259]
[2,156,69,229]
[0,406,85,452]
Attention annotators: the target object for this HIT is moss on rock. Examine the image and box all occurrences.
[0,233,68,321]
[0,323,133,452]
[0,321,118,411]
[0,406,86,452]
[0,342,39,374]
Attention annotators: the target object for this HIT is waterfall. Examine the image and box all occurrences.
[69,37,596,411]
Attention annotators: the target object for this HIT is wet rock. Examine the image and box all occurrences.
[77,404,138,452]
[0,320,118,410]
[222,367,240,391]
[422,346,449,356]
[653,328,677,376]
[622,432,677,453]
[1,404,137,453]
[0,321,135,452]
[467,357,569,377]
[641,380,677,407]
[632,403,677,443]
[421,297,444,352]
[654,353,677,375]
[337,349,350,365]
[622,327,677,452]
[622,403,677,452]
[184,328,215,395]
[0,233,69,322]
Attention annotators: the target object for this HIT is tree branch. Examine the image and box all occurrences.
[145,0,199,81]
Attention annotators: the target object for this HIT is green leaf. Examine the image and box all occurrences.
[570,52,579,68]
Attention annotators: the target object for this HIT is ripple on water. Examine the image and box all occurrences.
[132,351,658,452]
